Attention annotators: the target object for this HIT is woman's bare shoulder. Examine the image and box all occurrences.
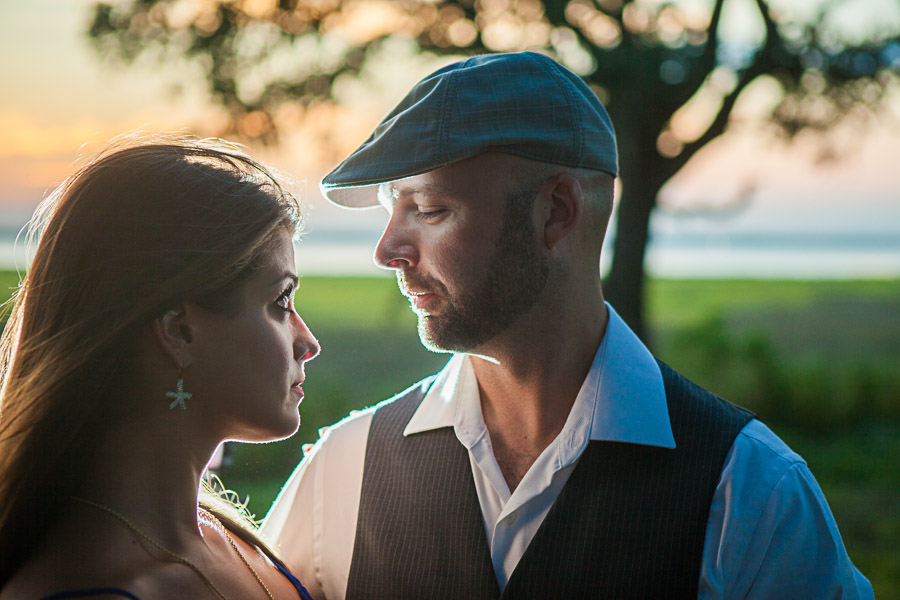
[2,539,146,599]
[0,523,183,600]
[2,552,205,600]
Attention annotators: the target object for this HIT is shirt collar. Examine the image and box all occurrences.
[403,303,675,450]
[586,303,675,448]
[404,352,473,437]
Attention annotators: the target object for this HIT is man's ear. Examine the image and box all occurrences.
[541,173,584,250]
[153,305,194,369]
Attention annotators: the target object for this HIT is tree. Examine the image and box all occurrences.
[88,0,900,340]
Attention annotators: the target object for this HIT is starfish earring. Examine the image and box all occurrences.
[166,372,192,410]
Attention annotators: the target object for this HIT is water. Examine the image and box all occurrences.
[2,198,898,279]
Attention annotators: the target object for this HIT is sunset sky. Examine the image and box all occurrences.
[1,0,899,276]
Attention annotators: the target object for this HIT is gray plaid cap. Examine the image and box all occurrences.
[320,51,618,208]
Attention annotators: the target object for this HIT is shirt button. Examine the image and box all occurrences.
[504,513,517,525]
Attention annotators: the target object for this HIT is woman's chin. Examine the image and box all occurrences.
[232,412,301,444]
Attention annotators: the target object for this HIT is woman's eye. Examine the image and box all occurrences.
[276,286,295,312]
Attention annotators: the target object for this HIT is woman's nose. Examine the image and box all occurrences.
[292,315,320,362]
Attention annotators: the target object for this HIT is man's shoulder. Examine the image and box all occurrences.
[706,420,873,600]
[715,419,811,522]
[655,359,755,436]
[653,361,803,473]
[656,359,744,406]
[731,419,807,474]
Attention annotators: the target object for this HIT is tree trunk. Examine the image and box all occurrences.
[604,182,652,343]
[604,151,673,346]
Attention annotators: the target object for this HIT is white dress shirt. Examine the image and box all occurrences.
[263,304,873,600]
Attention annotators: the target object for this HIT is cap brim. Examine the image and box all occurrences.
[319,182,381,209]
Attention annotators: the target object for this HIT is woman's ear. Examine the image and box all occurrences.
[153,305,194,369]
[541,173,585,250]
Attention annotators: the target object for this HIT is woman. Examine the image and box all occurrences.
[0,135,320,598]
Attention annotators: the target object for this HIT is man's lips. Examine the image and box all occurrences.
[404,290,438,310]
[291,379,305,401]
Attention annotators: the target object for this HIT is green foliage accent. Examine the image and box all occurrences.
[0,270,23,329]
[1,273,897,593]
[294,275,417,332]
[648,278,900,430]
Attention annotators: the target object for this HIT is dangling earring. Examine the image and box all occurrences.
[166,371,192,411]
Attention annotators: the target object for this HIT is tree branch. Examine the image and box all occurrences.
[754,0,781,65]
[696,0,726,76]
[673,0,784,169]
[675,67,757,170]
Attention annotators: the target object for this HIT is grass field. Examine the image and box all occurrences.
[1,273,897,594]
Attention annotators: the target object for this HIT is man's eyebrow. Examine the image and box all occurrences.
[378,182,454,209]
[395,183,453,199]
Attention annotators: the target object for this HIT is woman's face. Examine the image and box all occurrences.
[187,228,319,442]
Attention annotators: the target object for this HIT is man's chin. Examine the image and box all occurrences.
[417,316,462,354]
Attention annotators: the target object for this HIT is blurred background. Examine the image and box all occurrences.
[1,0,898,594]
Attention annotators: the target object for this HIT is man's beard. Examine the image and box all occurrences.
[400,189,550,353]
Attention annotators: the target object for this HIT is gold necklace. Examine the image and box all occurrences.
[71,496,275,600]
[201,509,275,600]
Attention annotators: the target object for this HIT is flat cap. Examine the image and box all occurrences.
[321,51,617,208]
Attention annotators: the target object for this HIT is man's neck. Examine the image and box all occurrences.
[470,301,608,491]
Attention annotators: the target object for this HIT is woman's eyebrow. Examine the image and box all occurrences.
[268,272,299,288]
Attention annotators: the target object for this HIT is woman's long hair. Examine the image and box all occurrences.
[0,134,302,583]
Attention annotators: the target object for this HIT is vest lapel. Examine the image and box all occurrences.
[346,379,500,600]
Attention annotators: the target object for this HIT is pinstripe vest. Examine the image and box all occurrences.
[346,361,753,599]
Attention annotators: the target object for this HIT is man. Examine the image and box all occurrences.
[263,52,871,599]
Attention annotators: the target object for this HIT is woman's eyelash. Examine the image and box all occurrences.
[277,284,295,309]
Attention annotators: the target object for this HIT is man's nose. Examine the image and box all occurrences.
[373,215,419,270]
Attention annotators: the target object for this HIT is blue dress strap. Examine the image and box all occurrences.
[38,557,310,600]
[42,588,141,599]
[275,561,315,600]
